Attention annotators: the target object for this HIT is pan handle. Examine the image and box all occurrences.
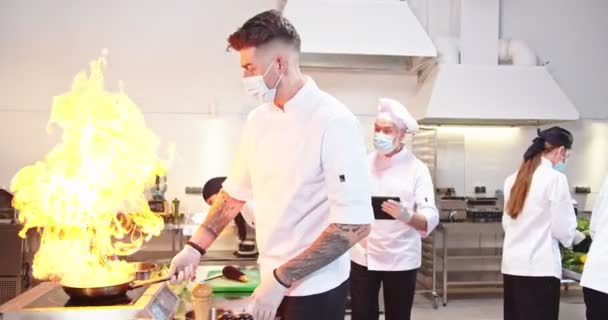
[130,275,172,289]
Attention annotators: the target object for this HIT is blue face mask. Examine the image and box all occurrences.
[373,132,396,155]
[554,160,567,172]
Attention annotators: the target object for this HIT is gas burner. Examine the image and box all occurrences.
[64,294,133,307]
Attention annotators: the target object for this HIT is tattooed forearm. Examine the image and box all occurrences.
[189,189,245,249]
[275,223,370,287]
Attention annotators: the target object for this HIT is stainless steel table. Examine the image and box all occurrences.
[435,222,504,306]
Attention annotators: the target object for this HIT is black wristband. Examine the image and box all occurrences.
[273,268,291,288]
[186,241,206,256]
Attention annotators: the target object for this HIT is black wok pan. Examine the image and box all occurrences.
[62,275,171,299]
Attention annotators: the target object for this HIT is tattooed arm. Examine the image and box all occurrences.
[189,189,245,249]
[274,223,371,287]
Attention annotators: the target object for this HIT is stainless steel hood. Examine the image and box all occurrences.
[283,0,437,70]
[409,63,580,126]
[408,0,579,126]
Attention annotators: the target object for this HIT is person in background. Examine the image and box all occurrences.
[580,175,608,320]
[350,98,439,320]
[502,127,586,320]
[202,177,255,240]
[168,10,373,320]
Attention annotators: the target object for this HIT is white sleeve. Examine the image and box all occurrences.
[321,115,373,225]
[415,163,439,237]
[590,176,608,239]
[223,122,253,202]
[502,177,513,231]
[549,174,577,247]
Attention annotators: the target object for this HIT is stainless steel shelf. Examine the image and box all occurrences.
[434,222,505,307]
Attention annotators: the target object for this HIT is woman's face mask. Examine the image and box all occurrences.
[554,148,571,172]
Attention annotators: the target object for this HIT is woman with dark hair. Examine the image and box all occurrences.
[502,126,585,320]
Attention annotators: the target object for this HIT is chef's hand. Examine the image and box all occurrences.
[382,200,413,223]
[573,230,586,246]
[247,270,289,320]
[168,244,201,284]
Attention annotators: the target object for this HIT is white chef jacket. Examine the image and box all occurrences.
[223,77,373,296]
[240,202,256,228]
[501,157,577,279]
[351,149,439,271]
[581,176,608,293]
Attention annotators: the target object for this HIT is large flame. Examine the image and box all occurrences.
[10,54,164,287]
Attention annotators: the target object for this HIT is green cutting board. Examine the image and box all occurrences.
[206,269,260,292]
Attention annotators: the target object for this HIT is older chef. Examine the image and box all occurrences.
[350,98,439,320]
[168,10,373,320]
[502,127,585,320]
[581,175,608,320]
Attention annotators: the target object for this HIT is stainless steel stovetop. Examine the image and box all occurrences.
[0,281,179,320]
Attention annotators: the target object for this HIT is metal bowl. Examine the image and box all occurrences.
[133,262,158,280]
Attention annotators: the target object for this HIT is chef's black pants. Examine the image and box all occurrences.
[349,261,418,320]
[583,287,608,320]
[503,274,560,320]
[275,280,348,320]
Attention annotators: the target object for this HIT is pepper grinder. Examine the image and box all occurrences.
[191,283,212,320]
[172,197,180,223]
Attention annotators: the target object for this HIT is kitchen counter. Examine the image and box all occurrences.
[438,221,503,234]
[173,265,256,320]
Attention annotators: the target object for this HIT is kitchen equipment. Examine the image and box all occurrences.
[0,224,34,304]
[236,240,258,257]
[474,186,487,194]
[61,275,170,300]
[191,283,212,320]
[0,189,16,223]
[206,269,260,293]
[172,198,180,219]
[148,176,169,214]
[203,266,248,283]
[133,262,158,280]
[147,199,167,214]
[436,187,456,198]
[371,196,400,220]
[467,197,503,223]
[0,280,179,320]
[437,197,467,222]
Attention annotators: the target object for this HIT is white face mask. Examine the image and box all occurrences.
[373,132,398,155]
[242,60,283,104]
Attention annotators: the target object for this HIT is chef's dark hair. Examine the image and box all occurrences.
[202,177,226,202]
[506,127,574,218]
[227,10,301,51]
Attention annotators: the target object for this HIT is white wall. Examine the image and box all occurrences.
[500,0,608,119]
[0,0,278,115]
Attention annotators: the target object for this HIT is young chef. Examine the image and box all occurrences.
[168,10,373,320]
[502,127,585,320]
[350,98,439,320]
[580,175,608,320]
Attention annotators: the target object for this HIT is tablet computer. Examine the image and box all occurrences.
[371,196,400,220]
